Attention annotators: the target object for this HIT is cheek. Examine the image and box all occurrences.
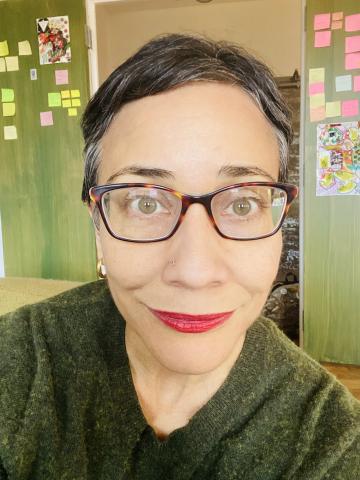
[231,233,282,291]
[100,230,163,289]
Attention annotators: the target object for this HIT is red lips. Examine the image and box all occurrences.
[148,307,235,333]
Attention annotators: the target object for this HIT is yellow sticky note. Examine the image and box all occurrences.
[4,125,17,140]
[0,41,9,57]
[5,56,19,72]
[325,101,341,117]
[68,108,77,116]
[71,98,81,107]
[309,68,325,84]
[18,40,32,56]
[2,102,15,117]
[0,58,5,72]
[62,99,71,108]
[48,92,62,107]
[70,89,80,98]
[1,88,14,102]
[309,93,325,108]
[61,90,70,99]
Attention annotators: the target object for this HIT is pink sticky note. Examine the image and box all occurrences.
[309,82,325,95]
[345,14,360,32]
[310,106,326,122]
[314,13,331,31]
[341,99,359,117]
[331,21,343,30]
[354,76,360,92]
[55,69,69,85]
[345,52,360,70]
[345,36,360,53]
[315,30,331,48]
[40,111,54,126]
[332,12,343,21]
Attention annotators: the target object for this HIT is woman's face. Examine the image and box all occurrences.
[93,82,282,375]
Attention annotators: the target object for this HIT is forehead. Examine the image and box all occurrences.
[98,82,280,186]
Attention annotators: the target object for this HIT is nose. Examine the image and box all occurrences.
[163,203,229,289]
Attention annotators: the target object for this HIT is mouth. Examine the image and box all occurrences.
[147,307,235,333]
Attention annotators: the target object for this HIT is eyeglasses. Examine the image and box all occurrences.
[89,182,298,243]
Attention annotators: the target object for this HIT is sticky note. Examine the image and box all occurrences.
[331,21,343,30]
[341,99,359,117]
[354,76,360,92]
[61,90,70,99]
[55,69,68,85]
[345,36,360,54]
[0,41,9,57]
[345,14,360,32]
[2,102,15,117]
[71,98,81,107]
[68,108,77,116]
[4,125,17,140]
[70,89,80,98]
[309,82,324,95]
[1,88,14,102]
[335,75,352,92]
[310,106,326,122]
[30,68,37,80]
[332,12,343,21]
[40,111,54,126]
[309,93,325,108]
[314,13,330,31]
[48,92,62,107]
[325,101,341,117]
[315,31,331,48]
[309,68,325,83]
[5,56,19,72]
[0,58,6,72]
[345,52,360,70]
[18,40,32,56]
[62,99,71,108]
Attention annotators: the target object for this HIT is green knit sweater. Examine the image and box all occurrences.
[0,280,359,480]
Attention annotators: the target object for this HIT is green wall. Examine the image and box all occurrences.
[0,0,96,281]
[304,0,360,364]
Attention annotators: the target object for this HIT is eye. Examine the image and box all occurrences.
[127,195,171,216]
[223,196,261,218]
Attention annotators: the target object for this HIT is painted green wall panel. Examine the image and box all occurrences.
[0,0,96,282]
[304,0,360,364]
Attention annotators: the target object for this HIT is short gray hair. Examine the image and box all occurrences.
[81,33,293,204]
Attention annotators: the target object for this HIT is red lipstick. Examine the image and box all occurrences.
[148,307,235,333]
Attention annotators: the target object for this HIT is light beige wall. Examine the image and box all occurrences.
[96,0,302,84]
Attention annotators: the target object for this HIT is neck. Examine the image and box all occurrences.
[125,325,246,438]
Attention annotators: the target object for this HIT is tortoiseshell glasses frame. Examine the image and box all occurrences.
[89,182,299,243]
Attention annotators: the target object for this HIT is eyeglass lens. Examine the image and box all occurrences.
[100,186,287,241]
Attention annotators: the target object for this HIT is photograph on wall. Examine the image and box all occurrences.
[316,121,360,196]
[36,16,71,65]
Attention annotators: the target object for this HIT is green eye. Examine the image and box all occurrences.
[232,198,252,216]
[138,197,158,214]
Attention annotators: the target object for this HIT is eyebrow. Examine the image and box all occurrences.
[105,164,276,183]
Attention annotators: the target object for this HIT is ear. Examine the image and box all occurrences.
[87,204,104,261]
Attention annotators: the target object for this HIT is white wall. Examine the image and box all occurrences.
[96,0,302,84]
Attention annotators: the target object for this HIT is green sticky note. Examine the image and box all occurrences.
[1,88,14,102]
[48,92,62,107]
[0,41,9,57]
[2,102,15,117]
[4,125,17,140]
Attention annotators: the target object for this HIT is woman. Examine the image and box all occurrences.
[0,33,359,480]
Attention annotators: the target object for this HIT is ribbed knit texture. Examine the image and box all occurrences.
[0,280,359,480]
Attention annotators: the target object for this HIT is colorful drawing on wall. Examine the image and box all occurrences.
[317,122,360,196]
[36,16,71,65]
